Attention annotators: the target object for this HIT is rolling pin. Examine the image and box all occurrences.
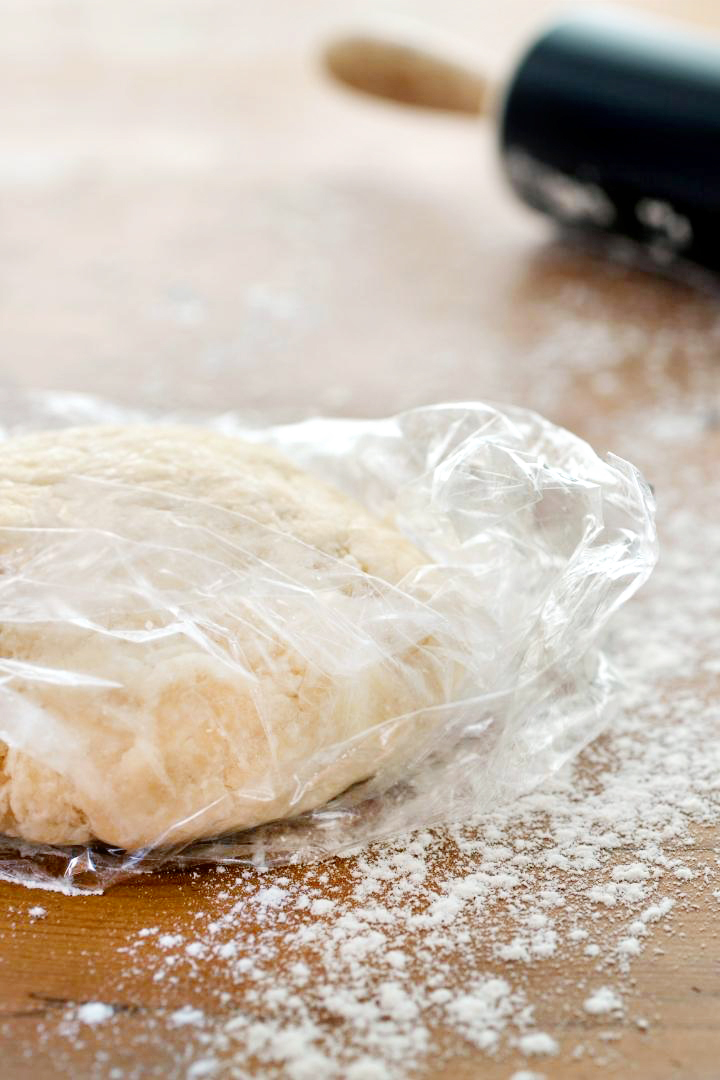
[324,7,720,272]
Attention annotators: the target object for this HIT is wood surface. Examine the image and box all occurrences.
[1,1,720,1077]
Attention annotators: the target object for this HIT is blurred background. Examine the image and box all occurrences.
[2,0,719,449]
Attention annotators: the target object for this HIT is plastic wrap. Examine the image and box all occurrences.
[0,392,657,892]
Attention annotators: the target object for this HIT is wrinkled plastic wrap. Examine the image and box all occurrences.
[0,392,657,892]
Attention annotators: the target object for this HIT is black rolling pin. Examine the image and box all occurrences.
[324,7,720,271]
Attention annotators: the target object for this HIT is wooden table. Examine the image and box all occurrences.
[1,1,719,1077]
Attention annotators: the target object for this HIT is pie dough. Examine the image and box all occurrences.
[0,426,446,850]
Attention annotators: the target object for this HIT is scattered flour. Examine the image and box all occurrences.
[583,987,623,1016]
[76,1003,114,1025]
[516,1033,559,1056]
[169,1006,205,1027]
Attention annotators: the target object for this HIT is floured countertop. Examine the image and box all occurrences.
[1,1,719,1078]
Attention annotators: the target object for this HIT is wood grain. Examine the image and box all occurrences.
[1,1,720,1077]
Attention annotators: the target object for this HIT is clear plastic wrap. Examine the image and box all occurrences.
[0,392,657,892]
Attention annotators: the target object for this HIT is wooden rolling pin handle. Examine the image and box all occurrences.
[322,25,494,117]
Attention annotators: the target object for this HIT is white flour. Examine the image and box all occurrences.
[76,1003,115,1026]
[583,987,623,1016]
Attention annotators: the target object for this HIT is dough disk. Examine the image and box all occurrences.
[0,426,447,850]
